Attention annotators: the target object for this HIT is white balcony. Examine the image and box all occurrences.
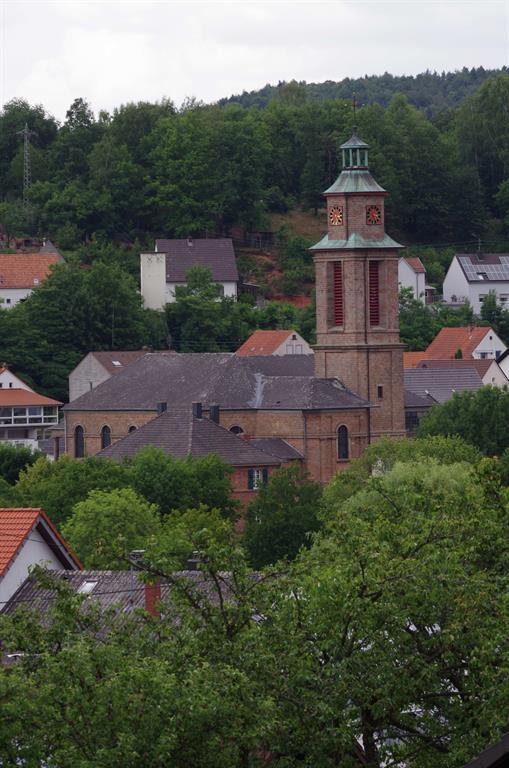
[0,438,39,450]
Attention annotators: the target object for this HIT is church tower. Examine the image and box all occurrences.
[311,130,405,441]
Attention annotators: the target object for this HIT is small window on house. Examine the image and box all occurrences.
[229,425,244,435]
[337,425,349,461]
[480,352,488,359]
[377,385,384,399]
[295,344,303,354]
[5,298,11,304]
[405,411,420,433]
[8,382,12,388]
[112,360,122,367]
[78,580,97,595]
[285,344,294,354]
[101,425,111,449]
[248,467,269,490]
[128,425,137,433]
[74,425,85,458]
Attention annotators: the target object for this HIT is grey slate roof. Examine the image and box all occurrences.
[456,253,509,283]
[96,409,280,466]
[404,389,434,409]
[65,353,368,413]
[324,170,386,195]
[250,438,303,461]
[2,568,256,618]
[39,240,61,257]
[404,367,483,405]
[310,232,403,251]
[155,238,239,283]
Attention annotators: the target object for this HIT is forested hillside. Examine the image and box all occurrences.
[220,66,508,112]
[1,71,509,254]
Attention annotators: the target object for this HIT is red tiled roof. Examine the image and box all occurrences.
[236,330,296,356]
[0,389,61,406]
[403,351,428,369]
[0,508,81,577]
[405,257,426,274]
[0,253,59,289]
[425,327,493,360]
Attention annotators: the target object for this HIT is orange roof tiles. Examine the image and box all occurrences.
[0,253,59,289]
[236,330,296,356]
[405,257,426,274]
[425,326,492,360]
[403,351,428,368]
[0,508,81,577]
[0,389,61,406]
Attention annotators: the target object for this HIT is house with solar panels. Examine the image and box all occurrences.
[443,253,509,314]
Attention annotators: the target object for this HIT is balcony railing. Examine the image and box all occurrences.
[0,406,59,427]
[0,438,38,450]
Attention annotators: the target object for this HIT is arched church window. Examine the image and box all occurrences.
[101,425,111,449]
[337,425,349,461]
[74,425,85,458]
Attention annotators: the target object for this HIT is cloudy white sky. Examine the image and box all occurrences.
[1,0,508,121]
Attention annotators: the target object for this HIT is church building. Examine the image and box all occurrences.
[64,130,406,484]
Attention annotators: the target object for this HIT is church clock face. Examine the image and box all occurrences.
[329,206,343,226]
[366,205,382,225]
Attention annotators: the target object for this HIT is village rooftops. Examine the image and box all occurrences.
[155,238,239,283]
[64,353,370,413]
[404,257,426,274]
[236,330,312,356]
[0,508,81,580]
[72,350,148,376]
[404,367,483,404]
[425,326,498,360]
[96,407,281,465]
[0,253,59,288]
[0,389,61,407]
[456,253,509,283]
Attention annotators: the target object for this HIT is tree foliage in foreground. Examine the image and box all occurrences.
[2,459,509,766]
[417,385,509,455]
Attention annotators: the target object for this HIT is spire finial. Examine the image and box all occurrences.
[352,92,358,130]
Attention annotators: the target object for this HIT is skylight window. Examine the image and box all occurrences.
[112,361,122,367]
[78,580,97,594]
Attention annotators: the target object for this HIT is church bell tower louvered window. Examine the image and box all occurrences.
[333,262,343,326]
[369,261,380,326]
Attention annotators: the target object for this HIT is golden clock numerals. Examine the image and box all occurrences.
[329,206,343,226]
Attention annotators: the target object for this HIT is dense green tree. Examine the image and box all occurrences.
[480,290,509,344]
[0,444,44,485]
[244,465,322,567]
[417,386,509,455]
[126,447,238,519]
[62,487,161,568]
[15,455,127,526]
[398,287,438,350]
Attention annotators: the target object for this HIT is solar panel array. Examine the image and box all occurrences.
[459,256,509,282]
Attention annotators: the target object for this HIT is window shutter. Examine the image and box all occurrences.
[248,468,254,490]
[369,261,380,326]
[333,262,343,326]
[262,468,269,484]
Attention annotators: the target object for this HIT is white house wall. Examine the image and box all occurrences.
[0,528,63,605]
[398,260,426,302]
[0,370,32,391]
[274,332,313,355]
[472,330,506,360]
[166,280,238,303]
[0,288,32,309]
[140,253,166,310]
[468,282,509,315]
[482,362,509,387]
[443,258,469,305]
[69,355,110,402]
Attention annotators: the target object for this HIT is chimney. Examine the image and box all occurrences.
[187,236,193,247]
[209,404,220,423]
[157,402,167,415]
[186,551,200,571]
[192,402,202,419]
[144,582,161,618]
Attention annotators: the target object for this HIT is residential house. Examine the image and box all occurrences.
[495,347,509,382]
[0,508,81,605]
[443,253,509,314]
[0,252,60,308]
[403,366,483,433]
[398,256,427,302]
[0,377,61,450]
[416,358,508,387]
[96,402,299,507]
[425,326,506,360]
[69,350,147,402]
[140,237,239,309]
[236,330,313,356]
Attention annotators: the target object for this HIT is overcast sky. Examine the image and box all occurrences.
[1,0,508,121]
